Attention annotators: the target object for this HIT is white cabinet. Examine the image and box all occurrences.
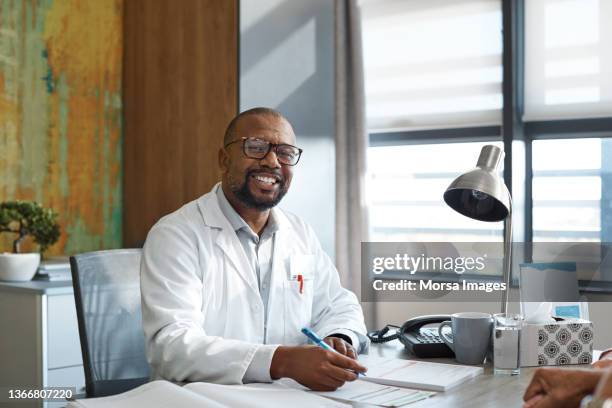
[0,281,85,408]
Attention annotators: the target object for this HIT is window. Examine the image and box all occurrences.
[524,0,612,120]
[362,0,612,289]
[532,138,609,242]
[368,141,504,242]
[361,0,503,131]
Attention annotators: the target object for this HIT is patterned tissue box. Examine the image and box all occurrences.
[520,318,594,367]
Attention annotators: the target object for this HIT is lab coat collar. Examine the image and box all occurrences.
[197,184,260,297]
[196,183,291,299]
[215,185,282,238]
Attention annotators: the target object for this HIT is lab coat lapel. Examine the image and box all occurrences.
[197,186,261,298]
[265,209,291,343]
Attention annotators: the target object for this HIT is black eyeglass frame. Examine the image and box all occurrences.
[224,137,303,166]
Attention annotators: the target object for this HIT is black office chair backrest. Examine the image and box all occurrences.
[70,249,150,397]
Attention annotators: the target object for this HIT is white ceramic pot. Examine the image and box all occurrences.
[0,253,41,281]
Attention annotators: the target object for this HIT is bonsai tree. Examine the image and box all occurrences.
[0,201,60,254]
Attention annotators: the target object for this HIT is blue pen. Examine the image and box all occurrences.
[301,327,366,376]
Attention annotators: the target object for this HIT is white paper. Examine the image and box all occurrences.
[316,379,435,407]
[66,381,225,408]
[67,380,349,408]
[359,355,483,392]
[186,382,349,408]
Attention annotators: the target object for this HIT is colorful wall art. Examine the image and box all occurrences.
[0,0,123,255]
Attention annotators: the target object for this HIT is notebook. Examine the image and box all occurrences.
[359,355,483,392]
[66,380,349,408]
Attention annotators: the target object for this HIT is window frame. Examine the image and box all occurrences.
[365,0,612,292]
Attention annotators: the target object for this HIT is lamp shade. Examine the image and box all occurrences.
[443,145,510,222]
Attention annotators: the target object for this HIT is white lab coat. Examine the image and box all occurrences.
[140,184,368,384]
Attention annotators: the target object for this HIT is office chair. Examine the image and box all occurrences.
[70,249,150,397]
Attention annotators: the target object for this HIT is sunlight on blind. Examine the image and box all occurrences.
[367,141,504,242]
[360,0,503,132]
[524,0,612,120]
[532,138,609,242]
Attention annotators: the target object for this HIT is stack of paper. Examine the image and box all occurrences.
[359,355,483,392]
[315,379,434,407]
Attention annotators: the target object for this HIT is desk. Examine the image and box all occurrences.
[362,342,537,408]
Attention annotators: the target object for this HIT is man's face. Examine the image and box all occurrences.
[220,114,297,210]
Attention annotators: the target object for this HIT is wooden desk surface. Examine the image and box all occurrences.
[360,342,537,408]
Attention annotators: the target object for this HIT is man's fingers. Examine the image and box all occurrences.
[531,397,560,408]
[325,337,351,356]
[326,363,358,383]
[313,380,343,392]
[523,370,546,401]
[346,345,357,359]
[328,351,367,373]
[592,359,612,369]
[332,339,348,355]
[522,394,543,408]
[321,374,345,390]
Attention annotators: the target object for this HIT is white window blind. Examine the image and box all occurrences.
[361,0,503,132]
[524,0,612,121]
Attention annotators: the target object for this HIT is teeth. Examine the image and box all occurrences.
[254,175,277,184]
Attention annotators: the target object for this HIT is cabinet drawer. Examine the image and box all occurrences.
[47,295,83,369]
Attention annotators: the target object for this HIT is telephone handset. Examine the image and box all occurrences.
[367,315,455,358]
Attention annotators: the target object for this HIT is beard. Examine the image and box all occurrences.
[231,169,289,210]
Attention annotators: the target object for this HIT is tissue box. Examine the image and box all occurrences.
[520,318,594,367]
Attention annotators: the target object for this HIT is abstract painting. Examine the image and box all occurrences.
[0,0,123,255]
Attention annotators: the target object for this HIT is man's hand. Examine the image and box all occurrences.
[324,336,357,359]
[592,350,612,369]
[270,345,367,391]
[523,368,602,408]
[594,370,612,400]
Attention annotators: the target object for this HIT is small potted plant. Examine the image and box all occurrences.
[0,201,60,281]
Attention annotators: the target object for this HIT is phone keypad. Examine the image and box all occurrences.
[417,328,451,344]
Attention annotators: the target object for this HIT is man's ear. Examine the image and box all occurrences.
[218,148,230,173]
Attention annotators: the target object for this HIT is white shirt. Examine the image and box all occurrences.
[215,187,361,382]
[140,183,368,384]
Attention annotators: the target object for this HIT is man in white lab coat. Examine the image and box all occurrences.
[140,107,368,391]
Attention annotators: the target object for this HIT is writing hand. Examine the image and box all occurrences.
[270,345,367,391]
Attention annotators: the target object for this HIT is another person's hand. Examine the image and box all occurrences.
[523,368,602,408]
[324,336,357,359]
[592,350,612,369]
[270,345,367,391]
[594,370,612,400]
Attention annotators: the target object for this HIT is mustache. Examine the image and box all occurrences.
[246,169,284,184]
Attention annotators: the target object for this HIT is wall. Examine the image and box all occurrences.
[0,0,123,255]
[123,0,238,247]
[239,0,336,256]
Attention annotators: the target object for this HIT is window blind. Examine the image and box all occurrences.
[361,0,503,132]
[524,0,612,121]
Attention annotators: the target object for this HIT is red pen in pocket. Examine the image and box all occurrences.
[297,274,304,294]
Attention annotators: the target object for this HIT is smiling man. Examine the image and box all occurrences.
[140,107,368,391]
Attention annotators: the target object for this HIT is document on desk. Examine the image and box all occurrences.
[359,355,483,392]
[315,379,435,407]
[66,380,349,408]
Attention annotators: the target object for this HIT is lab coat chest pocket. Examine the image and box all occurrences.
[283,254,315,345]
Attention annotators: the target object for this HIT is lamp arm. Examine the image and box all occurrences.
[501,195,513,314]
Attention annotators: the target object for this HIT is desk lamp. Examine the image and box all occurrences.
[443,145,512,313]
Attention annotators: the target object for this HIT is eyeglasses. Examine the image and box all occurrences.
[224,137,303,166]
